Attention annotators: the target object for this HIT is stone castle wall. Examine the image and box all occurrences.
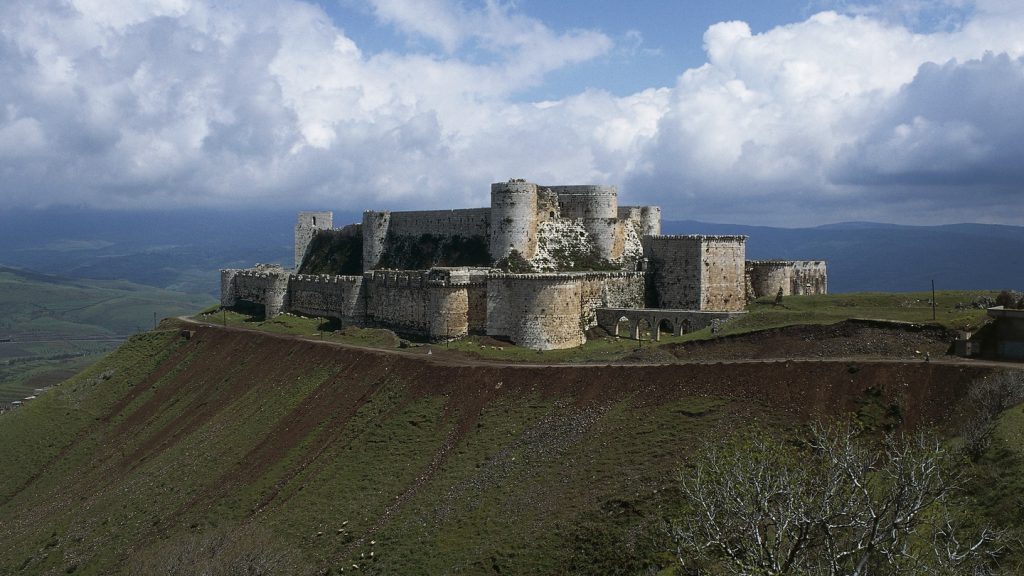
[387,208,491,238]
[362,268,489,338]
[486,274,586,349]
[746,261,793,299]
[225,179,831,351]
[551,185,617,219]
[642,236,702,309]
[361,208,491,270]
[486,271,646,349]
[746,260,828,298]
[642,235,747,312]
[361,211,391,271]
[220,267,290,318]
[288,274,366,324]
[364,270,433,336]
[551,185,620,261]
[578,273,647,327]
[354,181,659,270]
[792,260,828,295]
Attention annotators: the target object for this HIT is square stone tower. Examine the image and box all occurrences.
[642,235,747,312]
[295,211,333,271]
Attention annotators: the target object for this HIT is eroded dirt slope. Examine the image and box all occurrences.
[0,325,999,575]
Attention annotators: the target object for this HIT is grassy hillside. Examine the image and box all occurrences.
[0,266,213,402]
[0,324,1013,575]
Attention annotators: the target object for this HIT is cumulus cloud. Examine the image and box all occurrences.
[627,9,1024,223]
[0,0,1021,225]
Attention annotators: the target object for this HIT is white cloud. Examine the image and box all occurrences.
[627,9,1024,223]
[0,0,1022,225]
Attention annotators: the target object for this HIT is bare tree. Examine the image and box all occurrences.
[962,371,1024,459]
[674,423,1007,576]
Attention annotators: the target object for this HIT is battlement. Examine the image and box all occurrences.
[646,234,748,242]
[487,271,644,281]
[292,274,363,284]
[748,260,791,265]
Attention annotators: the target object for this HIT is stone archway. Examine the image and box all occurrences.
[678,318,692,336]
[615,316,631,338]
[657,318,674,341]
[635,318,653,341]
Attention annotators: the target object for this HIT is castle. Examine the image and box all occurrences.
[221,180,827,350]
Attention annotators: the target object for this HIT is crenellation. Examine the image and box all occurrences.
[222,178,824,349]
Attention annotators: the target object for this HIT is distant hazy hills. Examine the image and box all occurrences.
[0,208,305,296]
[0,265,214,402]
[0,208,1020,294]
[0,265,213,340]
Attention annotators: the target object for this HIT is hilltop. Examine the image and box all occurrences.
[1,319,1021,574]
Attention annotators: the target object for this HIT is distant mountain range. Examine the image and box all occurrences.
[0,208,1020,294]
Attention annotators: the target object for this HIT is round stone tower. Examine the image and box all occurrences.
[747,260,794,299]
[552,185,620,261]
[639,206,661,236]
[489,180,539,262]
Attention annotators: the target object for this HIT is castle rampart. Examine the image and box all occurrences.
[221,265,291,318]
[386,208,490,238]
[288,274,366,324]
[746,260,828,298]
[486,271,646,349]
[222,178,821,350]
[486,274,586,349]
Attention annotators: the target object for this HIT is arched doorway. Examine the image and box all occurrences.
[635,318,653,341]
[615,316,631,338]
[657,318,674,341]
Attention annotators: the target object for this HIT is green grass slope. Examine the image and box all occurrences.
[0,324,1007,575]
[0,266,214,402]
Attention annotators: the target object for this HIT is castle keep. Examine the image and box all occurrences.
[221,179,827,350]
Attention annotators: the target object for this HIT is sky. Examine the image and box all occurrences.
[1,0,1022,226]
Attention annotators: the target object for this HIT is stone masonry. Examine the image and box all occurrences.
[746,260,828,299]
[221,179,826,350]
